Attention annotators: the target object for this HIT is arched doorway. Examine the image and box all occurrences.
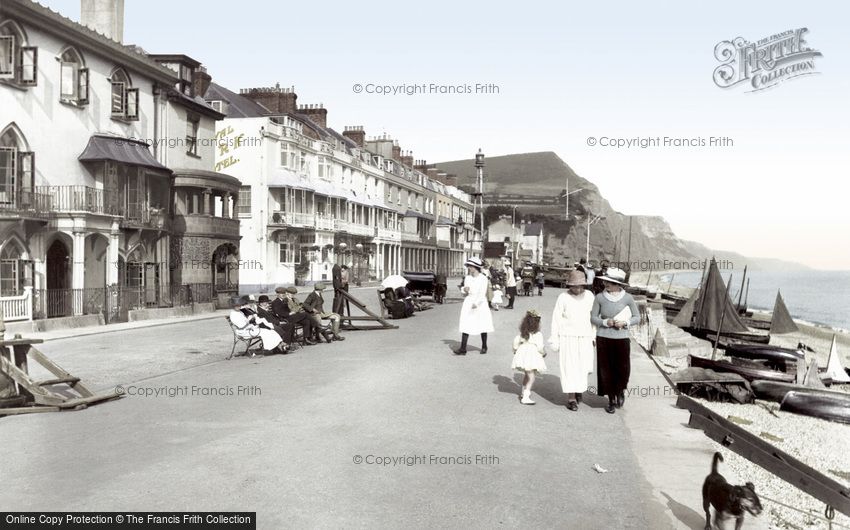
[46,239,70,317]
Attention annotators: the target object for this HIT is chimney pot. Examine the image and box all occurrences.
[81,0,125,43]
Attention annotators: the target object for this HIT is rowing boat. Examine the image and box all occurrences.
[780,391,850,424]
[688,355,795,383]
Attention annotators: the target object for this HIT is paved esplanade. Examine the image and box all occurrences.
[0,287,727,529]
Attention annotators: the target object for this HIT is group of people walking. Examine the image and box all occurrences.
[455,258,639,414]
[229,283,346,357]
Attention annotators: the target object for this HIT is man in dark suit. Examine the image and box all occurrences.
[271,287,317,345]
[304,283,344,341]
[332,263,344,314]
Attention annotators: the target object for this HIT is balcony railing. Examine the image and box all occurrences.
[347,223,374,237]
[36,185,122,215]
[376,227,401,241]
[0,189,52,218]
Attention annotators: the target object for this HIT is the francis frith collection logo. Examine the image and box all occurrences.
[713,28,822,92]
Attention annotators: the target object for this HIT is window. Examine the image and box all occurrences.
[0,127,34,206]
[110,68,138,120]
[0,243,24,296]
[278,240,298,264]
[179,64,194,96]
[186,113,200,156]
[237,186,251,216]
[279,142,290,168]
[0,22,37,86]
[208,100,224,113]
[59,47,88,105]
[317,156,332,180]
[299,151,307,173]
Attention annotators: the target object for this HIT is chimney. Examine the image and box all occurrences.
[391,141,402,161]
[414,160,430,173]
[400,150,414,168]
[297,104,327,129]
[445,173,458,187]
[426,168,439,180]
[81,0,125,43]
[239,84,297,114]
[193,66,212,98]
[343,126,365,147]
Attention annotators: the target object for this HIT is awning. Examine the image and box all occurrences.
[436,215,455,226]
[403,209,434,221]
[78,134,169,172]
[268,169,311,190]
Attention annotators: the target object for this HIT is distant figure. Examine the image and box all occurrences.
[332,263,344,314]
[580,258,595,288]
[491,284,504,311]
[592,260,609,295]
[511,310,547,405]
[591,267,640,414]
[504,262,517,309]
[454,257,494,355]
[536,271,545,296]
[434,271,447,304]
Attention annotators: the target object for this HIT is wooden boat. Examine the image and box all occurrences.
[675,258,771,345]
[751,381,847,403]
[743,317,772,330]
[780,391,850,424]
[661,292,687,304]
[724,343,804,363]
[688,355,795,383]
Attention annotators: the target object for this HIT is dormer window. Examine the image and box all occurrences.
[0,21,37,87]
[110,68,139,121]
[179,64,194,96]
[59,47,88,105]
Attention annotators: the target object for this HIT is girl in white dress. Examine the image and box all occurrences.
[455,257,495,355]
[511,310,547,405]
[549,270,595,411]
[491,284,504,310]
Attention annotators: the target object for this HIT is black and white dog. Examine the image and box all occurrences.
[702,452,763,530]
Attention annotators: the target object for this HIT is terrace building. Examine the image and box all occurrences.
[204,83,479,292]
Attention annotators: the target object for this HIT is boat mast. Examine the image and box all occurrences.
[736,265,748,310]
[694,258,709,329]
[743,278,750,308]
[667,273,675,294]
[711,279,734,360]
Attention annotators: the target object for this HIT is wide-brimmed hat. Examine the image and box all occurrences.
[257,295,271,303]
[565,269,588,286]
[598,267,628,286]
[286,286,298,294]
[464,257,483,270]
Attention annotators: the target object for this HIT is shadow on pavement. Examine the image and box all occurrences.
[660,491,705,530]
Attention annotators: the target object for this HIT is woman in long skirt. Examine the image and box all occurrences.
[455,257,495,355]
[590,267,640,414]
[549,270,596,411]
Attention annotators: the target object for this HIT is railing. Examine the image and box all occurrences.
[315,215,335,231]
[30,283,219,321]
[333,219,349,232]
[36,185,121,215]
[347,223,374,237]
[0,189,52,217]
[269,211,315,228]
[376,227,401,241]
[0,287,32,321]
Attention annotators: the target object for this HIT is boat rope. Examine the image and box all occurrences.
[758,495,845,529]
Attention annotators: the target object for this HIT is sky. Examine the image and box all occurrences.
[41,0,850,270]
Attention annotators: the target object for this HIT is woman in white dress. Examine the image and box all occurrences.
[229,296,285,355]
[455,257,495,355]
[548,270,596,411]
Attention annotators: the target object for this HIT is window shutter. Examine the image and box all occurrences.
[125,88,139,120]
[0,147,16,204]
[78,68,89,104]
[19,46,37,85]
[0,36,14,78]
[60,62,76,99]
[111,81,125,116]
[18,151,34,190]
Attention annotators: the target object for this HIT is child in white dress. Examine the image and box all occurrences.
[491,284,504,310]
[511,310,547,405]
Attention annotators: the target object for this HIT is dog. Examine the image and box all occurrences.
[702,452,763,530]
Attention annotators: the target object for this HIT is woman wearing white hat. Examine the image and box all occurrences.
[591,267,640,413]
[455,257,494,355]
[549,269,596,411]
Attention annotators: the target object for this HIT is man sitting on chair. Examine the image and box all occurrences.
[229,296,288,355]
[303,283,345,341]
[273,286,329,343]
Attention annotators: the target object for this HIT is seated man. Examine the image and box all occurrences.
[271,287,318,345]
[303,283,345,341]
[229,296,287,355]
[256,295,297,348]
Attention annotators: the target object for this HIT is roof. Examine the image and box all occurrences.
[171,168,240,192]
[205,83,270,118]
[78,134,169,172]
[167,88,224,119]
[3,0,178,85]
[524,222,543,236]
[147,54,202,67]
[326,128,358,149]
[403,209,434,221]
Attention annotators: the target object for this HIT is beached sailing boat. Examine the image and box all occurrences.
[674,258,770,344]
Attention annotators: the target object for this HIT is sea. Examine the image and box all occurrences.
[663,269,850,332]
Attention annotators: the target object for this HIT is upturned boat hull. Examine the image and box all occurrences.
[751,381,846,403]
[724,344,804,363]
[688,355,794,383]
[780,391,850,424]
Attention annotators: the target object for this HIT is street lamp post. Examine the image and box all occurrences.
[474,149,485,256]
